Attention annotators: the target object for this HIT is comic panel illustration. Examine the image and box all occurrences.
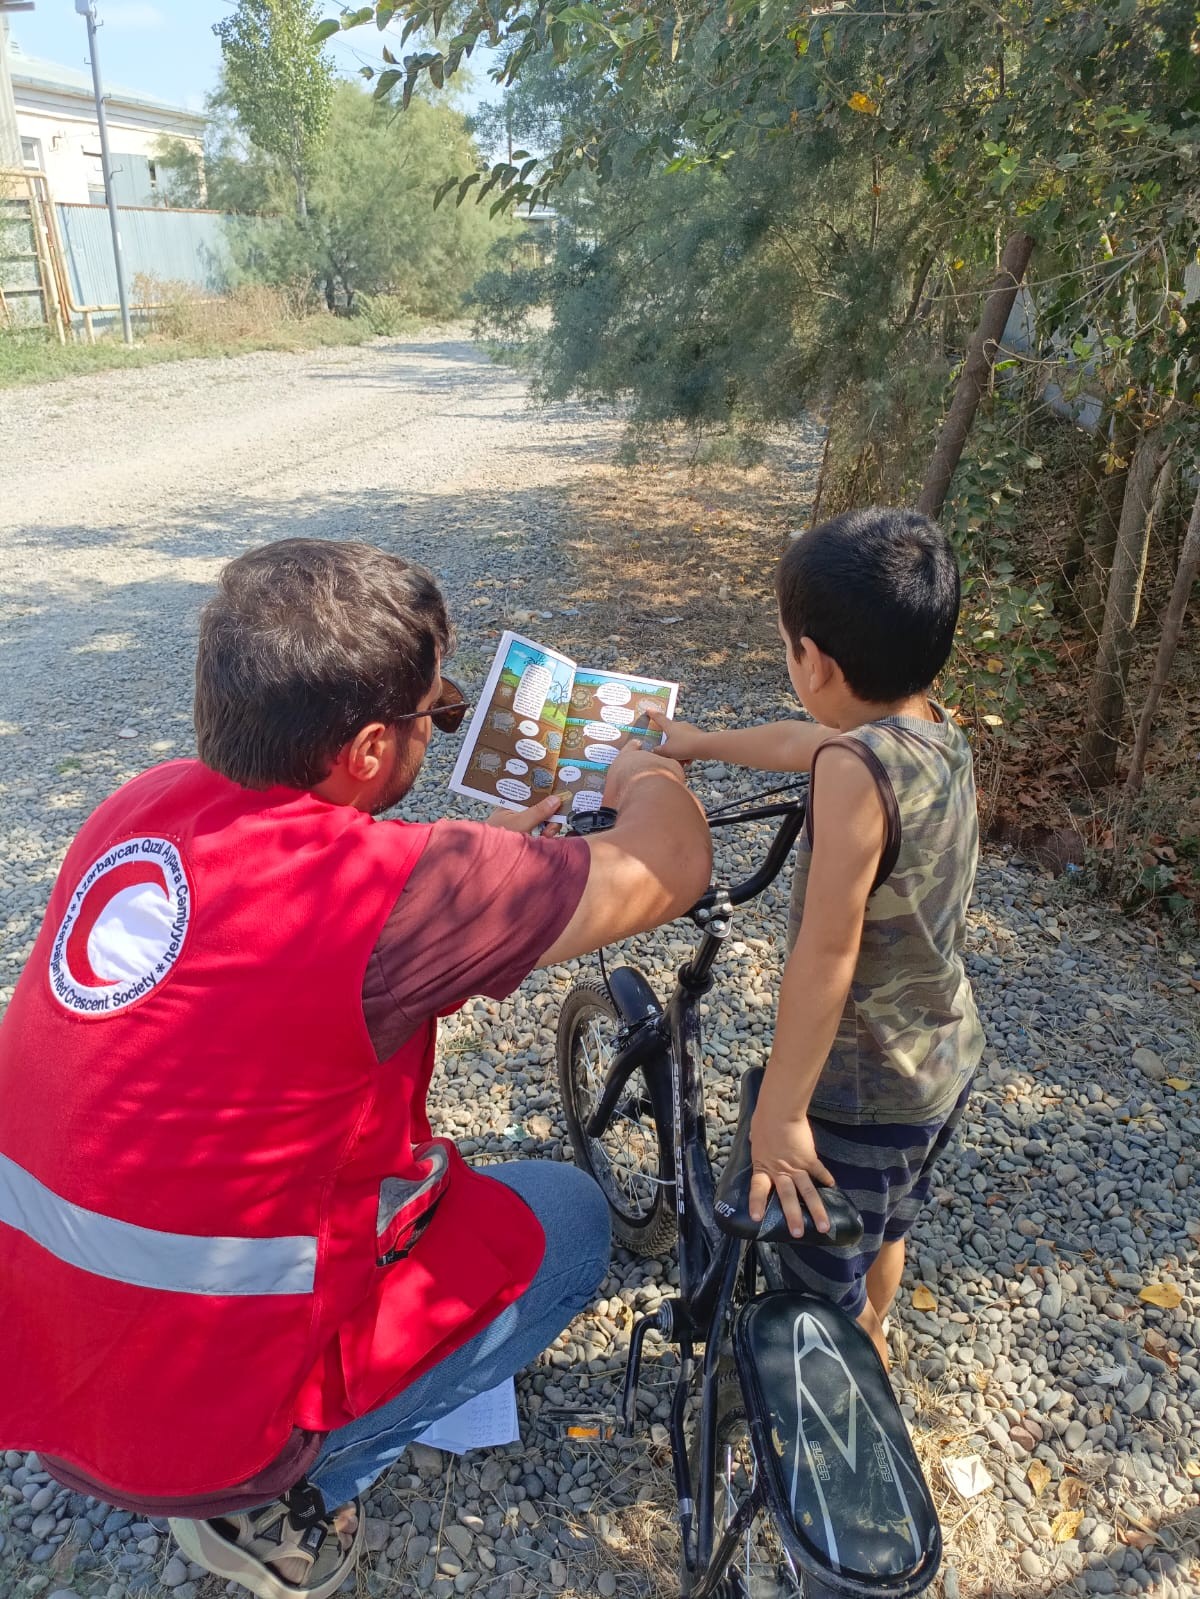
[551,759,612,817]
[560,671,679,777]
[450,634,575,809]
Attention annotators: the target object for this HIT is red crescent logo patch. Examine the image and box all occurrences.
[49,837,191,1017]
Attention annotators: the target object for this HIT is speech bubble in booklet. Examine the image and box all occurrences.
[448,631,678,818]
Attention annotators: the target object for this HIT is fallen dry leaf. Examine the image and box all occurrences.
[1139,1283,1184,1309]
[912,1285,937,1311]
[1165,1077,1192,1091]
[1058,1477,1089,1511]
[1143,1330,1179,1369]
[1118,1528,1157,1552]
[1027,1460,1052,1497]
[1051,1509,1084,1542]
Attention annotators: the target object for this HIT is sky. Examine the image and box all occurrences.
[8,0,497,116]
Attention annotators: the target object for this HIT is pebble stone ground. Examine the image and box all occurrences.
[1,333,1198,1599]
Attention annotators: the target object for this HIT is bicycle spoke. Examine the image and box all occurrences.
[572,1013,661,1222]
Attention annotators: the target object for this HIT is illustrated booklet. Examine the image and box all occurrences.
[449,631,678,820]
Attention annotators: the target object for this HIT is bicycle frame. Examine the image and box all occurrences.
[586,792,810,1594]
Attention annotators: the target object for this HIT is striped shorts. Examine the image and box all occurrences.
[777,1079,974,1319]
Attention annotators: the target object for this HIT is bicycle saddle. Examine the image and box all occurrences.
[713,1067,864,1248]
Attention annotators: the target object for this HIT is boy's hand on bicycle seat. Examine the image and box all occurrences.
[748,1106,835,1237]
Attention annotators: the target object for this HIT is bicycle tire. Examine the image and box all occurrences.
[557,980,677,1256]
[687,1377,804,1599]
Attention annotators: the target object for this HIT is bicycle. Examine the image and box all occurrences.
[556,783,942,1599]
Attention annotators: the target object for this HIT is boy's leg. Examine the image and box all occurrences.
[777,1088,974,1369]
[856,1300,889,1368]
[866,1236,906,1322]
[308,1159,611,1510]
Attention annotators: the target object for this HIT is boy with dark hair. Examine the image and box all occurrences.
[648,506,983,1365]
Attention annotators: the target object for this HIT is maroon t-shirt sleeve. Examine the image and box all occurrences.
[362,819,591,1062]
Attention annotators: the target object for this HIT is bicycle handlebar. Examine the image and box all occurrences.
[688,792,808,922]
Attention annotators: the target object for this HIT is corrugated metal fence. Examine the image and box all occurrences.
[55,203,269,312]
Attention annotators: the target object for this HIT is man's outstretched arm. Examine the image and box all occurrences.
[536,744,712,967]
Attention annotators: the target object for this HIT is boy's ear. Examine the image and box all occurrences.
[800,637,839,692]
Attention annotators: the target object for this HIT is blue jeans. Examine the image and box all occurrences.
[309,1160,611,1510]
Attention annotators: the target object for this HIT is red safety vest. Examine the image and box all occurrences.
[0,761,545,1501]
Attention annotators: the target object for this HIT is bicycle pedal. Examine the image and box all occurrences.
[540,1407,619,1443]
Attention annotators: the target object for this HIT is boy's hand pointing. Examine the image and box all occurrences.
[643,710,708,763]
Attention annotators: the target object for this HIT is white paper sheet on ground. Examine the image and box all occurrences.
[943,1455,994,1499]
[414,1379,520,1455]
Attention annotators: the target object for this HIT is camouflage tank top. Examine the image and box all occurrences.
[787,707,984,1125]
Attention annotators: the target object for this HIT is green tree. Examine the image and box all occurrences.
[215,0,334,221]
[240,83,511,317]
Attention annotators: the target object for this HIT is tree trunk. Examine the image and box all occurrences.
[1078,412,1136,639]
[1110,481,1200,865]
[809,424,833,527]
[899,247,937,335]
[916,229,1035,520]
[1078,428,1168,789]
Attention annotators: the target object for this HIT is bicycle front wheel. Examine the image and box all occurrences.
[557,980,676,1256]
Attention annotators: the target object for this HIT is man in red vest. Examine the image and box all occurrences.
[0,539,711,1599]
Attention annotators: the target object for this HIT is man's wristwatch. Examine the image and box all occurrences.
[566,806,619,836]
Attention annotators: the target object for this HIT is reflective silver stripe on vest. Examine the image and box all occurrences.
[0,1153,316,1297]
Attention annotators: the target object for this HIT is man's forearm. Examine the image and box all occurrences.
[600,764,712,919]
[693,721,828,773]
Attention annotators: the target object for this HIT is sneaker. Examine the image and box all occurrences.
[169,1492,363,1599]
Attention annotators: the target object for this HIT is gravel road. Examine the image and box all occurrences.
[1,335,1198,1599]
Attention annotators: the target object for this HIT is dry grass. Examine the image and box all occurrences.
[138,276,373,356]
[561,454,800,678]
[0,279,377,389]
[902,1369,1014,1599]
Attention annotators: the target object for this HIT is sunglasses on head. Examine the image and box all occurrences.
[393,676,471,736]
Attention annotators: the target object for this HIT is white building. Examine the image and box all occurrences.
[9,38,203,206]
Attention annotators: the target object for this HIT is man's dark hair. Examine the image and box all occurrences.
[775,507,960,702]
[195,538,453,789]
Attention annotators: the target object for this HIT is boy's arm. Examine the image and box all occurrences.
[644,710,829,773]
[749,746,885,1236]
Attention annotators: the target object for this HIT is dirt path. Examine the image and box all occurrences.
[0,332,619,985]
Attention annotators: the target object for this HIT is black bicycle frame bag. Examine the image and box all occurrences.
[733,1292,941,1598]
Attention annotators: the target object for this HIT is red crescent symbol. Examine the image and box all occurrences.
[66,861,166,988]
